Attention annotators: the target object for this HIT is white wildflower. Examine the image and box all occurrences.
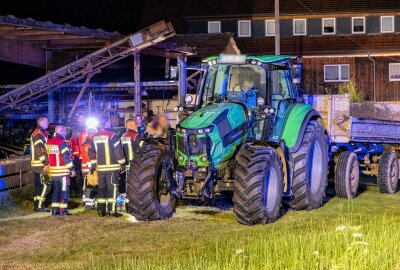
[336,225,347,231]
[313,250,320,256]
[235,248,244,255]
[352,233,363,238]
[351,241,369,246]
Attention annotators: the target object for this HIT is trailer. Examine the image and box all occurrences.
[305,95,400,198]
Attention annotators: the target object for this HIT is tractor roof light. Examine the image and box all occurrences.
[178,106,184,112]
[257,97,265,106]
[201,156,208,163]
[173,106,179,112]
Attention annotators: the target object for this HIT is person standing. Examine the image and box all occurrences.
[69,129,82,198]
[30,115,50,212]
[47,125,76,216]
[89,115,125,217]
[78,127,98,207]
[121,118,138,171]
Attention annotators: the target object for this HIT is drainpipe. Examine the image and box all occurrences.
[368,53,376,101]
[177,56,187,106]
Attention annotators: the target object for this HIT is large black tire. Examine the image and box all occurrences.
[126,144,176,220]
[335,151,360,198]
[233,143,283,225]
[289,120,328,210]
[378,151,399,194]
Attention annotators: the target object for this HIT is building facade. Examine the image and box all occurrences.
[142,0,400,101]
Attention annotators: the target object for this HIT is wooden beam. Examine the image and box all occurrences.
[0,38,47,68]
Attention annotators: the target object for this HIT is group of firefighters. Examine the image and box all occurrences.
[30,113,170,217]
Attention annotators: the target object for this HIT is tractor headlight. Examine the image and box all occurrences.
[257,97,265,106]
[178,106,184,112]
[185,95,193,104]
[173,106,179,112]
[179,156,184,161]
[198,129,204,134]
[201,156,208,162]
[264,108,276,114]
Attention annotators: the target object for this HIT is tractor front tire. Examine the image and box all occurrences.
[233,143,283,225]
[126,144,176,220]
[335,151,360,199]
[289,120,328,210]
[378,151,399,194]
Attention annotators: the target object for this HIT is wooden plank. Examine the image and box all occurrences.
[350,102,400,122]
[0,38,47,68]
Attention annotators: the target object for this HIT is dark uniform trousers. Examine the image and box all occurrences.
[33,172,51,209]
[97,171,119,213]
[51,176,70,214]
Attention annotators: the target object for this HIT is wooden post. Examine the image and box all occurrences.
[134,53,142,125]
[68,74,92,119]
[274,0,280,55]
[165,58,170,79]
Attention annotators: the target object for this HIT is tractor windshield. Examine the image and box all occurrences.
[201,64,267,107]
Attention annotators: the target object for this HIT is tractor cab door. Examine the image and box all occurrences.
[268,69,297,142]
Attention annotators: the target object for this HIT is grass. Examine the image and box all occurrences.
[2,185,400,270]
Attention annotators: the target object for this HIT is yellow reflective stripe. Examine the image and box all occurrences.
[125,198,130,203]
[38,156,46,161]
[38,184,48,208]
[34,139,44,146]
[97,168,120,172]
[96,198,107,203]
[65,162,73,169]
[126,164,130,170]
[61,147,69,154]
[139,141,145,147]
[117,158,125,165]
[128,144,133,161]
[97,164,120,168]
[91,159,97,164]
[51,203,60,207]
[59,203,68,209]
[114,140,120,147]
[105,141,110,165]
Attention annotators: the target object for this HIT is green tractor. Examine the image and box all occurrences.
[127,54,329,225]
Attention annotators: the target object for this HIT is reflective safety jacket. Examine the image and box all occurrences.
[78,130,92,174]
[121,130,138,170]
[30,126,49,173]
[46,134,74,177]
[89,128,125,172]
[69,137,80,159]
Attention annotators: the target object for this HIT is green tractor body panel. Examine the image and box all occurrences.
[279,103,314,148]
[176,103,247,168]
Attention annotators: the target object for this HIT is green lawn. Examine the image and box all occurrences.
[1,185,400,270]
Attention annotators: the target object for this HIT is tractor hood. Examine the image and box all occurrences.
[179,103,246,129]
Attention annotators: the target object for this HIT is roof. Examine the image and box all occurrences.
[0,15,122,50]
[183,0,400,18]
[166,33,240,59]
[203,54,292,63]
[235,34,400,56]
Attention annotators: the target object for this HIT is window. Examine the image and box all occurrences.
[389,63,400,81]
[324,64,349,82]
[238,20,251,37]
[381,16,394,33]
[208,21,221,33]
[323,18,336,34]
[293,19,306,35]
[265,20,275,36]
[352,17,365,34]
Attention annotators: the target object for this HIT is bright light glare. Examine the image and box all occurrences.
[86,117,99,129]
[219,54,247,64]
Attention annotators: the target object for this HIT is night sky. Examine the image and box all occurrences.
[2,0,146,34]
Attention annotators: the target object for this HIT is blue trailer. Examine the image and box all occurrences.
[305,95,400,198]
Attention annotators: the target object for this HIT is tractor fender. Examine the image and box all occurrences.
[280,104,321,153]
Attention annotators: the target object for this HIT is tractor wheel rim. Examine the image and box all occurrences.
[307,139,323,195]
[264,166,278,211]
[390,161,398,187]
[156,167,172,207]
[350,161,359,193]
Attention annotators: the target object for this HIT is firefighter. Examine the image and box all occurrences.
[79,127,98,207]
[89,115,125,217]
[121,118,138,171]
[47,125,76,216]
[30,115,50,212]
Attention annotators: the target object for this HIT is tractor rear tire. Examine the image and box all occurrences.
[126,144,176,220]
[233,143,283,225]
[289,120,328,210]
[378,151,399,194]
[335,151,360,199]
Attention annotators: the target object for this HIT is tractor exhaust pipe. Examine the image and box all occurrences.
[177,56,187,106]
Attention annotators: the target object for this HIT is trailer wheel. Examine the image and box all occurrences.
[233,143,283,225]
[126,144,176,220]
[335,151,359,198]
[289,120,328,210]
[378,151,399,194]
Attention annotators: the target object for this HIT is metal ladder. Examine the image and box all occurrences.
[0,21,175,111]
